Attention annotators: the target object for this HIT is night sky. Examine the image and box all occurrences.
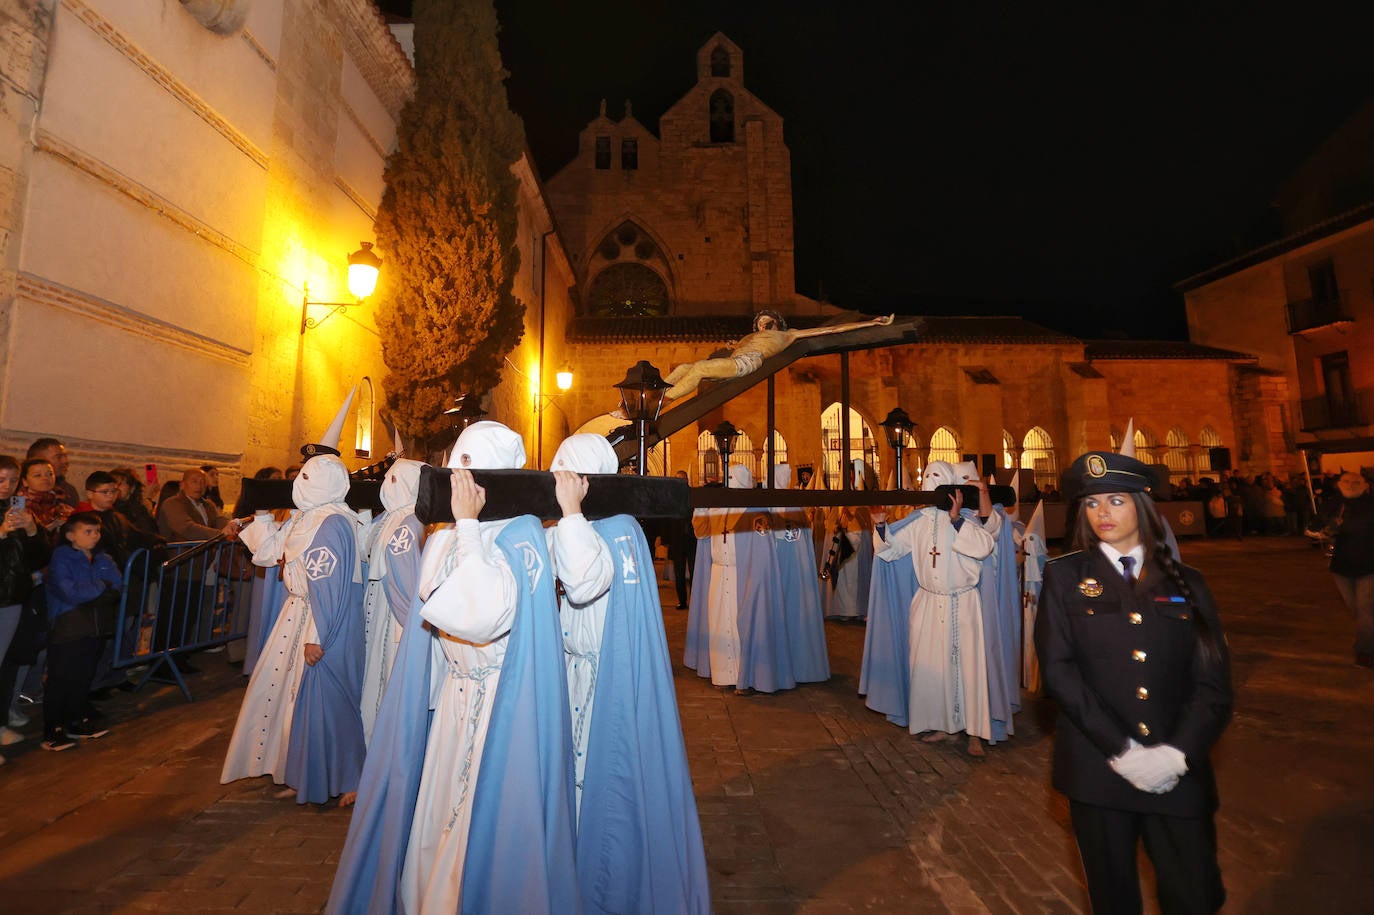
[380,1,1374,340]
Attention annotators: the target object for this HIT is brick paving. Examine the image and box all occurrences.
[0,536,1370,913]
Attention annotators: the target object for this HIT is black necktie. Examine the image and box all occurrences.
[1119,555,1136,585]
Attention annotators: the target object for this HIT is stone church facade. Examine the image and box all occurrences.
[544,34,1273,490]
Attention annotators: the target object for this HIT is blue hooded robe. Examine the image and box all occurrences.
[284,512,367,804]
[979,506,1022,742]
[684,508,795,693]
[459,515,580,914]
[859,512,919,726]
[242,569,285,677]
[771,507,830,682]
[327,515,577,914]
[577,515,711,915]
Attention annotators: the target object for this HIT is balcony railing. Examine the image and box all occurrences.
[1286,293,1353,334]
[1299,387,1373,431]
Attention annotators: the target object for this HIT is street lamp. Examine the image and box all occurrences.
[880,406,915,490]
[555,364,574,392]
[614,360,670,476]
[301,242,383,334]
[712,420,740,483]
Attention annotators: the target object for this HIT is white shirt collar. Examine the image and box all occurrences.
[1097,541,1145,577]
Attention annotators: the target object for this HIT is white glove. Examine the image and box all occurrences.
[1110,742,1187,794]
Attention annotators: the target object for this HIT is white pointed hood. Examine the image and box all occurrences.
[1120,418,1136,458]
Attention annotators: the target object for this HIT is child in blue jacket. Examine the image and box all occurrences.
[42,512,121,750]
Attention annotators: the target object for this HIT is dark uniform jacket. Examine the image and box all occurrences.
[1035,547,1232,816]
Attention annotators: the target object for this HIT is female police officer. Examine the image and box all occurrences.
[1035,451,1232,914]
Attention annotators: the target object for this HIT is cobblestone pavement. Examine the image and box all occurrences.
[0,536,1370,913]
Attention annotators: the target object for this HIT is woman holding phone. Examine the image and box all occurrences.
[0,455,49,755]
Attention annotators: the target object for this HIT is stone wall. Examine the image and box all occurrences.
[0,0,410,503]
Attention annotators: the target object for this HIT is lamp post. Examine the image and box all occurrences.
[880,406,915,490]
[712,420,740,484]
[301,242,383,334]
[614,361,670,476]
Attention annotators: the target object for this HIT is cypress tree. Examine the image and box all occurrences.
[374,0,526,444]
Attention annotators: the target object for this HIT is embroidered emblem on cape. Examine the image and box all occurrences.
[387,526,414,555]
[304,546,338,581]
[515,541,544,591]
[783,520,799,542]
[1078,578,1104,598]
[614,534,639,584]
[1086,455,1108,478]
[753,515,771,536]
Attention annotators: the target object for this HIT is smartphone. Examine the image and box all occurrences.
[9,494,25,513]
[145,463,158,485]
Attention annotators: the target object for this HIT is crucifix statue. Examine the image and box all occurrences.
[661,309,894,401]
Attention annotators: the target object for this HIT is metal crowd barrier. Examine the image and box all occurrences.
[110,538,254,701]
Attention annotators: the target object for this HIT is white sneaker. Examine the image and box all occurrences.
[0,727,23,746]
[7,709,29,728]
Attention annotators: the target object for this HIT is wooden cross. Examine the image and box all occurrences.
[929,543,941,567]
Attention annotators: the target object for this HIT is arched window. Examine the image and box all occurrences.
[734,429,757,481]
[763,430,789,483]
[1109,426,1122,452]
[927,425,960,467]
[697,430,719,485]
[639,435,669,477]
[354,377,374,458]
[1197,426,1223,474]
[709,89,735,143]
[1134,426,1161,464]
[586,263,668,316]
[1021,426,1057,490]
[710,45,730,77]
[1002,430,1017,470]
[1165,426,1191,480]
[822,403,880,488]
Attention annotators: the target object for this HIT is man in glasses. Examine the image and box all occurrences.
[79,472,165,567]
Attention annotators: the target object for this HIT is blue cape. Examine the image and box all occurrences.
[577,515,711,915]
[285,513,366,804]
[683,535,713,674]
[860,512,919,726]
[979,507,1022,742]
[772,509,829,682]
[243,570,285,677]
[684,510,795,692]
[325,587,434,915]
[461,515,579,914]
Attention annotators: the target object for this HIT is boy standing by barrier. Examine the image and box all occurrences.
[43,512,121,750]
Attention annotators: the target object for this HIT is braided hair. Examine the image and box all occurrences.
[1072,492,1222,666]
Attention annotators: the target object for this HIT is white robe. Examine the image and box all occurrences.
[546,513,614,817]
[359,509,419,743]
[221,517,321,786]
[875,507,1000,739]
[695,509,743,687]
[400,519,518,915]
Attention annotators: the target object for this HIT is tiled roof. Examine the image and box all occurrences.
[912,315,1079,343]
[1174,198,1374,292]
[567,313,1078,344]
[1083,340,1257,361]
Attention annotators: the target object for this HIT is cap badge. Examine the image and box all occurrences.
[1079,578,1104,598]
[1086,455,1108,478]
[460,453,472,467]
